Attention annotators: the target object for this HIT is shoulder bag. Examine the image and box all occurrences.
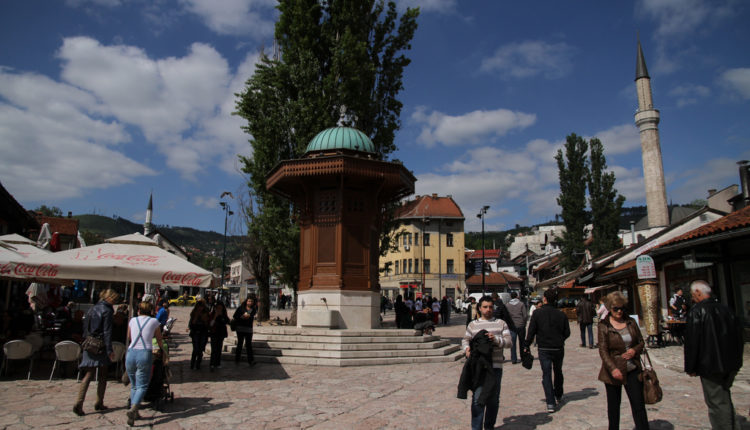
[82,310,105,355]
[639,349,663,404]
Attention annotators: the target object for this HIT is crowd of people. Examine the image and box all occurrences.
[458,280,744,430]
[392,294,454,334]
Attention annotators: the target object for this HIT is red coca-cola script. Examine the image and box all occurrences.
[97,253,160,263]
[0,263,12,275]
[13,263,59,278]
[161,271,205,286]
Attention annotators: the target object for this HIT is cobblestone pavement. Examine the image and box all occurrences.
[1,306,748,429]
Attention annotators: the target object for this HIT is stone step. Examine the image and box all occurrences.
[249,343,459,359]
[251,327,424,337]
[251,350,464,367]
[247,339,451,351]
[231,333,440,345]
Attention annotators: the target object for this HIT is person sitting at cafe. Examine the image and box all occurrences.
[413,307,435,335]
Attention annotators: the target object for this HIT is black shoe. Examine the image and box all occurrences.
[94,403,108,411]
[73,405,84,416]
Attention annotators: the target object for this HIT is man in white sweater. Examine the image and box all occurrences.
[461,296,512,430]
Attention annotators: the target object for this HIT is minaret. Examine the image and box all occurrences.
[144,193,153,235]
[634,41,669,227]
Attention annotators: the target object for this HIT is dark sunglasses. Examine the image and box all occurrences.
[612,306,624,312]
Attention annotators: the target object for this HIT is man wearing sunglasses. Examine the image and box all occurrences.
[523,288,570,413]
[684,280,743,429]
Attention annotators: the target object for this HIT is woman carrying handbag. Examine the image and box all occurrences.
[597,291,650,430]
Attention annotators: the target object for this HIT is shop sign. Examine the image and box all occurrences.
[636,255,656,279]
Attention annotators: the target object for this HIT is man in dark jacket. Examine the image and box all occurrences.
[506,291,528,364]
[575,296,595,348]
[492,292,517,333]
[524,288,570,413]
[685,280,743,429]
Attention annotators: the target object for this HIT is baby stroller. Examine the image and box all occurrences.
[127,340,174,411]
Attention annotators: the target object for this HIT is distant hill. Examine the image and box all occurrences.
[74,214,243,271]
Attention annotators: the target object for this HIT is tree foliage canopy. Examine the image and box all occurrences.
[555,133,590,271]
[588,138,625,257]
[234,0,419,319]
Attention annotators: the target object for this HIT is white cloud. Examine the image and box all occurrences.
[411,106,536,146]
[194,195,219,209]
[0,37,258,201]
[178,0,275,36]
[398,0,456,14]
[670,153,750,203]
[669,83,711,107]
[637,0,734,39]
[589,124,641,155]
[413,123,647,231]
[719,68,750,100]
[480,40,575,79]
[0,69,156,201]
[56,36,256,179]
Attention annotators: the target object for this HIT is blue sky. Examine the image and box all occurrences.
[1,0,749,235]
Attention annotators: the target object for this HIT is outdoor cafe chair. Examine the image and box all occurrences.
[2,340,34,380]
[49,341,81,382]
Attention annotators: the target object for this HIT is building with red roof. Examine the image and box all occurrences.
[379,194,466,300]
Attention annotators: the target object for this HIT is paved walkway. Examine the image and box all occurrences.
[1,306,748,429]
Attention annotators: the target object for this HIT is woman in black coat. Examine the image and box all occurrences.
[73,289,120,416]
[209,302,230,370]
[233,296,257,366]
[188,298,210,370]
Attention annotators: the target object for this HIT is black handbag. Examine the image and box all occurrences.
[229,318,237,331]
[521,348,534,369]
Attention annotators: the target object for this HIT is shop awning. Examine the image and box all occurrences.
[584,284,617,294]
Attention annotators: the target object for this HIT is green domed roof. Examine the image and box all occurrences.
[305,127,376,154]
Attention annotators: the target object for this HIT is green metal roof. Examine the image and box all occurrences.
[305,127,376,154]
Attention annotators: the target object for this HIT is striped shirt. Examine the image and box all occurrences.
[461,317,512,368]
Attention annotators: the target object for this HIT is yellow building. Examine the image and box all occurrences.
[379,194,466,300]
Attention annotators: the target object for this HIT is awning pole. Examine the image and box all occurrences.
[5,280,11,311]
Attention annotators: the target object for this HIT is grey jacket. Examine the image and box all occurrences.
[506,298,528,329]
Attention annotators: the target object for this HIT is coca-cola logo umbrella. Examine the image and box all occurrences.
[5,233,212,287]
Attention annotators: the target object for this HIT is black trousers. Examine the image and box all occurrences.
[235,331,253,363]
[210,336,224,367]
[604,368,649,430]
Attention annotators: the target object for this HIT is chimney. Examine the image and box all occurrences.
[739,160,750,201]
[431,193,438,199]
[707,189,717,197]
[67,211,72,218]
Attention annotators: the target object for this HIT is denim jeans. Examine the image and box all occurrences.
[509,325,526,363]
[471,368,503,430]
[538,348,564,407]
[580,323,594,346]
[125,348,153,406]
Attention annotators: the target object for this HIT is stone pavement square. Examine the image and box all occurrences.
[1,306,748,429]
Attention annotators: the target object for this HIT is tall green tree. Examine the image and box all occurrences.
[555,133,590,271]
[588,138,625,257]
[235,0,419,320]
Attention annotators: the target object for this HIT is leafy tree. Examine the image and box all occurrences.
[34,205,63,217]
[235,0,419,321]
[588,138,625,257]
[555,133,590,271]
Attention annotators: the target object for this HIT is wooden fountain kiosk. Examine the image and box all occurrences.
[266,127,415,329]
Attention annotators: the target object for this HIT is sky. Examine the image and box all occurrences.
[1,0,749,236]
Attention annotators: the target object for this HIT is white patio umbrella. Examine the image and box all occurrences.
[9,233,212,288]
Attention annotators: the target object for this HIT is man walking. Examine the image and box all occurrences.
[685,280,743,429]
[506,292,528,364]
[461,296,512,430]
[575,296,595,348]
[524,288,570,413]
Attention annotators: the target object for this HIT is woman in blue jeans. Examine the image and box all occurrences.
[126,301,167,426]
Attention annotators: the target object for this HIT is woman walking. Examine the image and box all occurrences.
[188,298,210,370]
[597,291,649,430]
[209,302,230,370]
[233,296,257,366]
[125,301,167,426]
[73,289,119,416]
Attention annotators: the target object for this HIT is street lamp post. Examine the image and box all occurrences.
[477,206,489,295]
[220,194,234,303]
